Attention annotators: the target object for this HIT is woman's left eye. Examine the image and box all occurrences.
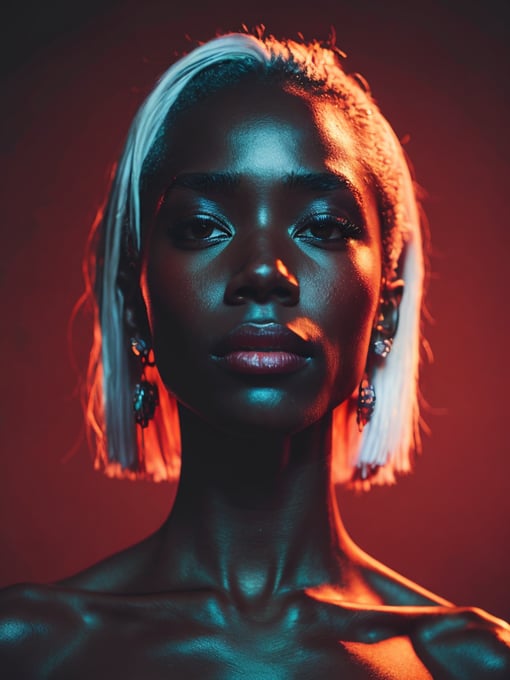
[294,215,362,246]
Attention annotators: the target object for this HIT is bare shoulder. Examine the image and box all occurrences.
[0,535,160,677]
[412,605,510,679]
[0,582,80,679]
[351,547,510,676]
[0,582,61,641]
[352,544,453,607]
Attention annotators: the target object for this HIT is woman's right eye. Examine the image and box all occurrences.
[168,216,232,249]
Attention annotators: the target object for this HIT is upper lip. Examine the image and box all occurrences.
[213,323,315,358]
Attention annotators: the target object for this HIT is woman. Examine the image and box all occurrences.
[1,31,509,678]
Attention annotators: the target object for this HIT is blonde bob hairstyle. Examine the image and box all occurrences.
[84,31,425,489]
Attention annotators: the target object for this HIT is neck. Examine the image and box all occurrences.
[153,406,357,605]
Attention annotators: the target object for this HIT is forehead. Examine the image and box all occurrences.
[144,80,372,197]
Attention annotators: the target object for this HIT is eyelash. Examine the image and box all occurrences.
[293,214,362,245]
[167,213,361,249]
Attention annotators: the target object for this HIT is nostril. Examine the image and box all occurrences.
[230,283,298,305]
[232,286,252,304]
[273,285,296,302]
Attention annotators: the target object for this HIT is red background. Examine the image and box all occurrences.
[1,0,509,621]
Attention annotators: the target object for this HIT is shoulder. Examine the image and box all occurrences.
[0,581,68,639]
[413,605,510,679]
[353,547,453,607]
[0,583,82,678]
[351,549,510,677]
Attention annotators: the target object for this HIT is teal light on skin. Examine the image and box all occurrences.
[1,72,509,679]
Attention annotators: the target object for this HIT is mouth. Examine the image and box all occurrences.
[212,322,314,375]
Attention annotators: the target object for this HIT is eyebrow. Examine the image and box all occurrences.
[170,172,241,193]
[168,171,354,195]
[283,171,351,192]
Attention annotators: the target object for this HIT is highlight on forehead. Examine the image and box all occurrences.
[141,32,411,278]
[167,170,352,193]
[156,170,365,221]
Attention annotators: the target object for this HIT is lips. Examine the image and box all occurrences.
[212,323,314,375]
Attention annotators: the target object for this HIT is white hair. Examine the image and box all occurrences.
[85,32,424,488]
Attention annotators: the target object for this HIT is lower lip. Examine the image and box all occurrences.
[217,351,309,375]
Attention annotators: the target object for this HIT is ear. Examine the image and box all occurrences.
[376,278,404,338]
[117,256,152,341]
[370,279,404,360]
[124,289,152,340]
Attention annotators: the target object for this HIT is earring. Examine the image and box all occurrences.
[373,336,393,358]
[130,335,155,365]
[130,334,158,428]
[133,380,159,428]
[357,376,376,431]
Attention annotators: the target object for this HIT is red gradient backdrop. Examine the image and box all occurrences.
[1,0,509,621]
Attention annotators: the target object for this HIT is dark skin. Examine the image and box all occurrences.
[1,81,509,679]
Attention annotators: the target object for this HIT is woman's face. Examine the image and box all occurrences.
[141,79,382,437]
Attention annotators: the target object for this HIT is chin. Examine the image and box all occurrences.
[204,394,329,440]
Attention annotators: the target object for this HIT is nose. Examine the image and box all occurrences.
[224,256,300,306]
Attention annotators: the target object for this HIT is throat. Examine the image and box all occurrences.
[230,564,278,604]
[153,409,351,600]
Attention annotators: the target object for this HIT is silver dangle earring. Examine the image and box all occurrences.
[131,335,159,428]
[356,376,376,432]
[373,336,393,358]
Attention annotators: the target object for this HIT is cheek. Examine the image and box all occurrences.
[145,233,222,320]
[142,231,381,426]
[143,250,219,376]
[310,249,381,404]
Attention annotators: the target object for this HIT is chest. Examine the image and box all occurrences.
[35,599,431,679]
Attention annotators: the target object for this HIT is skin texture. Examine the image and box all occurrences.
[143,81,382,438]
[1,80,509,679]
